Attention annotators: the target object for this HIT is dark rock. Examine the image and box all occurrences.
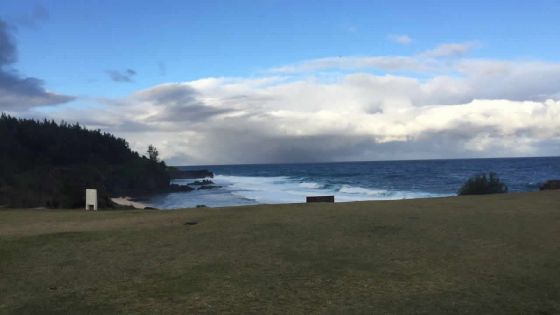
[540,180,560,191]
[168,169,214,179]
[197,185,222,190]
[167,184,194,193]
[184,221,198,225]
[143,206,158,210]
[190,179,215,186]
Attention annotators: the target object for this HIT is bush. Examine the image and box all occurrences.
[458,172,508,195]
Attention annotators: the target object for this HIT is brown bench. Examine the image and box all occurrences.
[306,196,335,203]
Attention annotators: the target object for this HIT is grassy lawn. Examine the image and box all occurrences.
[1,191,560,314]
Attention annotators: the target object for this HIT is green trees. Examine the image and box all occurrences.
[458,172,508,195]
[0,114,170,208]
[147,145,160,162]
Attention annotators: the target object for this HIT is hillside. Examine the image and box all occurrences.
[0,114,169,208]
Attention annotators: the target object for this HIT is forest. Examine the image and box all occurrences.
[0,114,170,208]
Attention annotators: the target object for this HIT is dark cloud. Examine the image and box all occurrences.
[0,21,17,66]
[137,84,235,122]
[0,19,74,111]
[193,124,526,165]
[137,84,198,105]
[148,104,234,123]
[107,69,137,83]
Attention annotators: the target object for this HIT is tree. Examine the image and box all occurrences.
[147,145,159,162]
[0,114,170,208]
[458,172,508,195]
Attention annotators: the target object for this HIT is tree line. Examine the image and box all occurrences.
[0,114,170,208]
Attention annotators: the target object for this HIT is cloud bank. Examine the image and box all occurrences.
[0,38,549,164]
[40,43,560,165]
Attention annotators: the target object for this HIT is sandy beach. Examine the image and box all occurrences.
[110,197,150,209]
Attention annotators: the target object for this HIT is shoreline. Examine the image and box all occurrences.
[110,197,150,209]
[130,190,551,211]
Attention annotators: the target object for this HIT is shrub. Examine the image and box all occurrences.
[458,172,508,195]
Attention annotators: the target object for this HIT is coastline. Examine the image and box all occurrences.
[111,197,150,209]
[159,157,560,209]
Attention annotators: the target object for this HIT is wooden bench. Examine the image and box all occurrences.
[306,195,335,203]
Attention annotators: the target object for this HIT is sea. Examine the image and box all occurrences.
[148,157,560,209]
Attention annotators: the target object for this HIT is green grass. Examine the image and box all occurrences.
[1,192,560,314]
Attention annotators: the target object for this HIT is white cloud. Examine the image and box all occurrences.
[29,42,560,164]
[268,42,479,74]
[421,42,477,58]
[269,56,434,74]
[388,34,413,45]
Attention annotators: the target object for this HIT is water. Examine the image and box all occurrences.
[148,157,560,209]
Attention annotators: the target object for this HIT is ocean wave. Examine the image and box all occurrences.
[153,157,560,209]
[214,174,447,204]
[298,182,322,189]
[338,185,391,197]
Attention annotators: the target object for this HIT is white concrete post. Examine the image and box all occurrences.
[85,189,98,211]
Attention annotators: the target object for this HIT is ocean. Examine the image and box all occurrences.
[148,157,560,209]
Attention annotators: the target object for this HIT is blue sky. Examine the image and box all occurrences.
[1,1,560,164]
[2,0,560,98]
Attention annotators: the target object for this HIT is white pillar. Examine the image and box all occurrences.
[85,189,98,211]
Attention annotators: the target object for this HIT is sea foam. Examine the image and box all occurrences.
[151,157,560,209]
[212,174,446,204]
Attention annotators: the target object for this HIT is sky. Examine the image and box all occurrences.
[1,0,560,165]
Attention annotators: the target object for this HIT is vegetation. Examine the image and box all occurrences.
[0,114,170,208]
[147,144,160,162]
[458,172,508,195]
[1,192,559,313]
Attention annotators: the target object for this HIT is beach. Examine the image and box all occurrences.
[1,191,559,313]
[110,197,150,209]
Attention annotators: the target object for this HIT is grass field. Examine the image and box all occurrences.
[1,192,560,314]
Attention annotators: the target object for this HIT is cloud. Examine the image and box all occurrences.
[388,34,412,45]
[132,83,236,122]
[268,42,477,74]
[0,21,17,66]
[269,56,433,74]
[421,42,477,58]
[44,70,560,165]
[106,69,137,82]
[0,19,73,111]
[29,42,560,164]
[454,59,560,101]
